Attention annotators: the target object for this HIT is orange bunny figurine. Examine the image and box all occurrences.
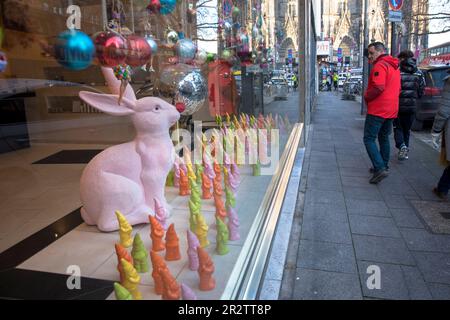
[165,223,181,261]
[197,247,216,291]
[149,215,165,252]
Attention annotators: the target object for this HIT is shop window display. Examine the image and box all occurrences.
[0,0,300,300]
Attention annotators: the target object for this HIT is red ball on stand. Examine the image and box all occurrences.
[175,102,186,113]
[93,31,127,67]
[126,35,152,67]
[147,0,161,14]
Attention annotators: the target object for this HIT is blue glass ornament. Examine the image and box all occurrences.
[160,0,176,15]
[175,38,197,63]
[145,36,158,55]
[54,30,94,70]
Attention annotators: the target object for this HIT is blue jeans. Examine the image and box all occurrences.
[363,115,393,172]
[437,165,450,195]
[393,112,415,149]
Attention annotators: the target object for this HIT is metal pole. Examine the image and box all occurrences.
[101,0,107,29]
[391,22,396,56]
[130,0,135,33]
[299,0,307,125]
[361,0,369,115]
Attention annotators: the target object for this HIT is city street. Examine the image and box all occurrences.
[278,91,450,300]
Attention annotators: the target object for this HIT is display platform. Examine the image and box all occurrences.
[17,159,279,300]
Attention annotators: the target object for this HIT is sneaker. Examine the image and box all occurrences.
[398,145,408,161]
[433,187,448,201]
[369,167,389,173]
[369,169,389,184]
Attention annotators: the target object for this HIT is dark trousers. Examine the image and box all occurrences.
[364,114,393,172]
[437,165,450,195]
[393,112,415,149]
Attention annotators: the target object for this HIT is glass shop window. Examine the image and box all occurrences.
[0,0,300,300]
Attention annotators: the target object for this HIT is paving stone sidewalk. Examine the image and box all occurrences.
[283,91,450,300]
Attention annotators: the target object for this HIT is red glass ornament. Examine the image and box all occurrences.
[93,31,127,67]
[147,0,161,14]
[126,36,152,67]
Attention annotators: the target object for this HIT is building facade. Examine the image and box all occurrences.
[321,0,429,67]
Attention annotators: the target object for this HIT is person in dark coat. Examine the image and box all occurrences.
[431,70,450,201]
[394,50,425,160]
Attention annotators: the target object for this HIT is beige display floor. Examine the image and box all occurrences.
[17,166,273,300]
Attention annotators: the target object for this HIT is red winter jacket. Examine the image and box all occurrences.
[364,54,401,119]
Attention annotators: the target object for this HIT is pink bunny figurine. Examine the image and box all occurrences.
[78,67,180,232]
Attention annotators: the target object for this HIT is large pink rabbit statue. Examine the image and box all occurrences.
[78,67,180,231]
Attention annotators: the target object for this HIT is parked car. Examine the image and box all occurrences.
[270,77,289,100]
[412,65,450,131]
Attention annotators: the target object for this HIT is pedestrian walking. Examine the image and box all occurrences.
[326,74,332,91]
[333,72,339,91]
[292,74,298,91]
[431,69,450,201]
[394,50,425,161]
[363,42,401,184]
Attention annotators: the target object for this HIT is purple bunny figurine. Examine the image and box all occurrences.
[187,230,200,271]
[227,205,240,241]
[181,283,197,300]
[173,162,180,188]
[154,198,168,230]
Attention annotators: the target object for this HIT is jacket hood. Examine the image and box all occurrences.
[400,58,418,74]
[375,54,399,69]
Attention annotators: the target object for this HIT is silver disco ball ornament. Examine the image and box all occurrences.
[175,69,207,116]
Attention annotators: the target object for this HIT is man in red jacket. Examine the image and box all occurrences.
[363,42,401,184]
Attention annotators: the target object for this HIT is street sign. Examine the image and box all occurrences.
[388,0,403,11]
[388,10,402,22]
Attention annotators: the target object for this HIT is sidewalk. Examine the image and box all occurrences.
[281,91,450,300]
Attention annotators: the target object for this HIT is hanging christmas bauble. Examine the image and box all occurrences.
[93,31,127,67]
[221,49,233,62]
[175,38,197,63]
[252,25,259,38]
[206,52,215,62]
[175,69,207,116]
[195,49,208,65]
[239,33,249,45]
[54,30,94,70]
[187,8,197,18]
[160,0,176,15]
[233,22,240,31]
[232,6,240,19]
[147,0,161,13]
[237,34,250,57]
[145,36,158,55]
[126,35,152,67]
[224,21,232,34]
[160,63,193,88]
[0,51,8,73]
[166,30,179,46]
